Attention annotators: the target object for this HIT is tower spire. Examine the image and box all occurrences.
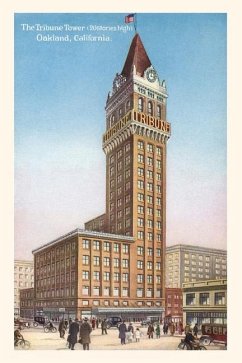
[121,33,151,78]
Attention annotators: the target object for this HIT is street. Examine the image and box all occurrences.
[15,324,225,350]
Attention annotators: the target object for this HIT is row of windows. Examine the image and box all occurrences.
[137,261,161,270]
[137,274,161,283]
[137,180,162,193]
[109,101,132,127]
[14,266,34,273]
[36,256,76,274]
[138,168,162,180]
[186,292,226,306]
[137,232,162,242]
[36,242,76,263]
[14,281,34,288]
[36,287,76,299]
[82,240,129,253]
[81,300,161,307]
[36,272,76,286]
[14,274,34,280]
[137,154,162,168]
[137,218,162,229]
[82,256,129,268]
[110,195,162,210]
[82,286,129,296]
[138,98,163,118]
[137,141,162,155]
[82,271,129,281]
[109,144,131,164]
[137,206,162,216]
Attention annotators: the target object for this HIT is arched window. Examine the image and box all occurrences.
[157,105,161,118]
[110,114,115,126]
[119,108,122,117]
[126,100,131,111]
[148,101,153,116]
[138,97,144,112]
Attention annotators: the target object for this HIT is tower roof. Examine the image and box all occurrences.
[121,33,151,78]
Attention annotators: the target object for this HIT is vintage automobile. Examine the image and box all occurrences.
[199,323,227,345]
[14,318,31,330]
[105,316,122,329]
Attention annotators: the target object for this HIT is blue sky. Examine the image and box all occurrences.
[14,13,226,259]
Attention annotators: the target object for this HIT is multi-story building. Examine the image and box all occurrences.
[32,33,171,319]
[165,288,183,325]
[182,279,227,327]
[14,260,34,316]
[166,244,227,288]
[20,288,34,319]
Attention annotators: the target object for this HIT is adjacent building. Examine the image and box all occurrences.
[14,260,34,316]
[182,279,227,327]
[165,288,183,325]
[166,244,227,288]
[31,33,171,320]
[20,288,34,319]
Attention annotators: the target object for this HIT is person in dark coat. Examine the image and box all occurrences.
[91,318,96,330]
[79,317,92,350]
[193,323,198,338]
[58,319,65,338]
[64,319,68,330]
[101,319,107,335]
[119,320,127,345]
[147,323,154,339]
[96,319,99,329]
[68,318,80,350]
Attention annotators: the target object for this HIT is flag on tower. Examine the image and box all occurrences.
[125,14,135,23]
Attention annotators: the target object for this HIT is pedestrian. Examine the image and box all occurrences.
[155,323,160,338]
[169,321,175,336]
[96,318,99,329]
[184,323,191,334]
[101,319,107,335]
[178,322,183,335]
[68,318,80,350]
[64,319,68,330]
[79,317,92,350]
[193,323,198,338]
[127,322,134,343]
[119,320,127,345]
[58,319,65,338]
[91,317,96,330]
[147,323,154,339]
[135,327,141,342]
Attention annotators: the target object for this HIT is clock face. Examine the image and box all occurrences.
[147,69,157,82]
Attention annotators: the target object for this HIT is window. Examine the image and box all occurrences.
[125,142,130,152]
[137,288,143,297]
[137,205,144,214]
[117,174,122,183]
[117,199,122,207]
[147,288,152,297]
[156,275,161,283]
[148,232,153,241]
[104,242,110,251]
[113,258,119,268]
[199,293,210,305]
[147,195,153,204]
[122,288,128,297]
[113,243,119,253]
[147,157,153,166]
[147,143,153,153]
[125,194,130,203]
[156,262,161,270]
[125,219,130,227]
[125,169,130,179]
[137,260,143,269]
[103,287,110,296]
[138,193,144,202]
[137,218,144,227]
[138,167,144,177]
[138,98,144,112]
[125,155,130,165]
[137,231,144,240]
[138,180,144,189]
[110,180,115,188]
[147,261,153,270]
[157,221,162,230]
[123,244,129,254]
[93,240,100,250]
[114,272,120,282]
[82,255,89,265]
[103,257,110,267]
[157,105,161,118]
[147,220,153,228]
[147,170,153,179]
[138,154,144,163]
[137,274,143,283]
[117,161,122,171]
[147,182,153,191]
[156,160,161,169]
[93,271,100,281]
[157,173,161,181]
[123,273,129,282]
[186,293,195,305]
[137,246,144,255]
[117,210,122,219]
[157,197,161,206]
[147,275,153,283]
[104,272,110,281]
[82,240,90,249]
[157,185,161,194]
[147,248,153,256]
[117,149,122,159]
[215,292,226,305]
[82,286,89,295]
[148,101,153,115]
[113,287,119,296]
[110,155,114,164]
[157,248,161,256]
[122,259,128,268]
[82,271,89,280]
[147,207,153,215]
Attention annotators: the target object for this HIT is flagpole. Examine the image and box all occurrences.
[134,13,137,33]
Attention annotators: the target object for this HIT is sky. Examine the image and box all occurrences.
[14,13,227,260]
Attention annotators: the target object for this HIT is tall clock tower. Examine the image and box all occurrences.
[103,34,171,305]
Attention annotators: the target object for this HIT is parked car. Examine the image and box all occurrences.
[106,316,122,329]
[199,323,227,345]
